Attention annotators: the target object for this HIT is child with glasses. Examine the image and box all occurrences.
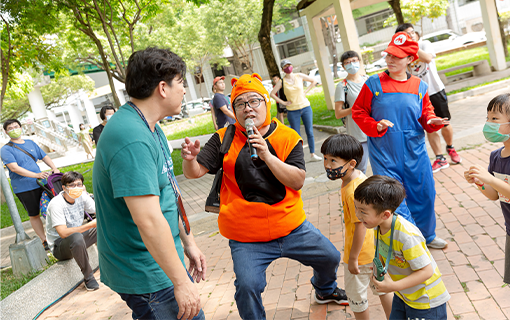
[321,134,392,320]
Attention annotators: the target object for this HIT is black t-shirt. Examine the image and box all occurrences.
[197,123,305,204]
[92,124,104,144]
[213,94,236,129]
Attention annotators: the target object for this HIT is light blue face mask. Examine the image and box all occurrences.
[483,122,510,142]
[344,61,360,75]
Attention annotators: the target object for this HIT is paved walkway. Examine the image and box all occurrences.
[38,140,510,319]
[3,84,510,319]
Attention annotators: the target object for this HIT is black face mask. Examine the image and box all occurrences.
[326,161,350,180]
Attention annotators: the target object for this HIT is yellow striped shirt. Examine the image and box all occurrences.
[375,215,450,309]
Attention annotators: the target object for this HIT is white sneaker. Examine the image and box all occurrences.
[310,154,322,162]
[427,237,448,249]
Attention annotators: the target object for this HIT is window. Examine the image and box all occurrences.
[365,10,392,33]
[277,36,309,58]
[458,0,477,6]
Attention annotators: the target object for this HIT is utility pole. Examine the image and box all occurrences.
[1,162,47,276]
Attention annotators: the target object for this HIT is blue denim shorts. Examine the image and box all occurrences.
[390,294,447,320]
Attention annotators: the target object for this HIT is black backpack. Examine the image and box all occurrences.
[205,124,236,213]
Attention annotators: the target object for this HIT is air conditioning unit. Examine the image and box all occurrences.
[275,25,285,33]
[289,20,300,29]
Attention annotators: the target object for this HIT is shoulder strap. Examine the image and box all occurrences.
[6,142,37,162]
[376,214,398,275]
[220,124,236,154]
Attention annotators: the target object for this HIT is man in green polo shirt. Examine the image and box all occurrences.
[93,47,206,320]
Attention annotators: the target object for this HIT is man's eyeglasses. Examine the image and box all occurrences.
[234,98,264,111]
[67,183,84,188]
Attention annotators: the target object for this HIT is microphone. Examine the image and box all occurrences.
[245,118,258,161]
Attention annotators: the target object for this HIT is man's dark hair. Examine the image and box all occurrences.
[3,119,21,131]
[99,105,116,121]
[395,23,414,33]
[354,175,406,214]
[340,51,360,65]
[125,47,187,99]
[62,171,84,186]
[321,134,363,168]
[487,93,510,118]
[271,74,281,79]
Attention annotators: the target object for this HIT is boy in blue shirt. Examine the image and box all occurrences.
[464,93,510,285]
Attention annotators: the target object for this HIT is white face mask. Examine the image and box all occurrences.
[106,115,113,121]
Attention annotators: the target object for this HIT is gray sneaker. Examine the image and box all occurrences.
[85,276,99,291]
[427,237,448,249]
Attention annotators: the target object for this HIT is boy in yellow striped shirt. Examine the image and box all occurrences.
[354,175,450,319]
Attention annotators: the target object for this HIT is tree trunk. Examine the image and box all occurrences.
[93,37,121,107]
[445,2,454,31]
[495,0,509,57]
[321,17,338,78]
[232,50,244,76]
[258,0,279,78]
[388,0,404,26]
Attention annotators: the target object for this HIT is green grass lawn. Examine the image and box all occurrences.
[1,255,57,300]
[1,150,185,229]
[436,43,510,77]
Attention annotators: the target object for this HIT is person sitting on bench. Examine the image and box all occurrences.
[45,171,99,291]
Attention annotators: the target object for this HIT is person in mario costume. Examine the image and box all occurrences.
[182,73,349,319]
[352,32,450,249]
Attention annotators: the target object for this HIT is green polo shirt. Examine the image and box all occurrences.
[93,103,185,294]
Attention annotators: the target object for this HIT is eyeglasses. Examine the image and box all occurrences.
[67,183,84,188]
[233,98,264,111]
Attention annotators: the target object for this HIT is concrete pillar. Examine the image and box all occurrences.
[306,14,336,111]
[270,31,282,70]
[46,110,58,122]
[113,78,126,105]
[67,103,84,131]
[81,92,100,127]
[333,0,365,73]
[203,60,215,98]
[186,71,198,101]
[27,87,48,121]
[479,0,507,71]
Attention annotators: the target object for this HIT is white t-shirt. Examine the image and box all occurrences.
[409,40,445,96]
[45,192,96,251]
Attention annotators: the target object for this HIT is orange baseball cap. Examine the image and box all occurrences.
[384,32,419,61]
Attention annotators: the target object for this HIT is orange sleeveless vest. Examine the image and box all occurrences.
[216,119,306,242]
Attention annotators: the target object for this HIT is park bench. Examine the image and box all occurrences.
[437,59,491,85]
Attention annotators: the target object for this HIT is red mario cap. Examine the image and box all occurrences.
[384,32,419,61]
[213,76,225,85]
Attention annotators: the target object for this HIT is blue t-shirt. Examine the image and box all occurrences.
[488,147,510,236]
[213,93,236,128]
[93,103,185,294]
[1,140,47,193]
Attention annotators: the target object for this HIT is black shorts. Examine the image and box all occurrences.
[16,187,44,217]
[429,89,451,120]
[276,103,288,114]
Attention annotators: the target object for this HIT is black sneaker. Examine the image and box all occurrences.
[85,276,100,291]
[315,287,349,305]
[42,241,50,251]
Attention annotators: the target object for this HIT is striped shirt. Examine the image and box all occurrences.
[375,215,450,309]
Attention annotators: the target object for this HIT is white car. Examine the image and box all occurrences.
[262,80,273,93]
[421,29,486,53]
[308,63,348,84]
[181,100,207,118]
[365,56,387,73]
